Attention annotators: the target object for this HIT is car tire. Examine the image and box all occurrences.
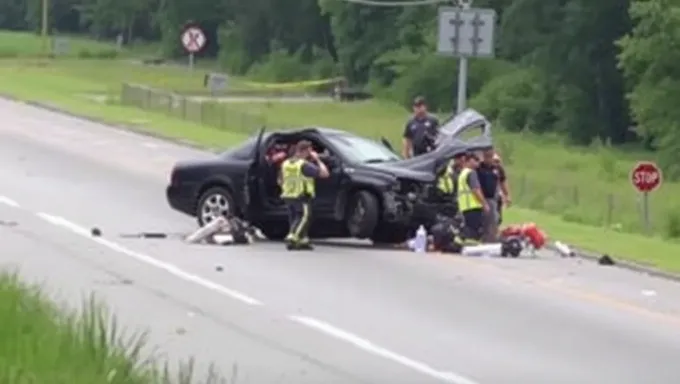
[196,186,235,227]
[346,190,380,239]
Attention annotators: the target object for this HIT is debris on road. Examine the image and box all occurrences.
[91,227,102,237]
[553,241,574,257]
[598,254,615,266]
[185,216,265,245]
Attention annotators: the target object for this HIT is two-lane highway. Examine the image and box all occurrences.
[1,98,680,383]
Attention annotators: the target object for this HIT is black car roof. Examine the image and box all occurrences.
[270,126,349,135]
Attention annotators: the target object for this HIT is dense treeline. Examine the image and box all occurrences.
[2,0,679,177]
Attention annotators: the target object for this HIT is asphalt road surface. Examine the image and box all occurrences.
[2,98,680,384]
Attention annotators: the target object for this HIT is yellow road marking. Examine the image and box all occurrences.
[436,253,680,327]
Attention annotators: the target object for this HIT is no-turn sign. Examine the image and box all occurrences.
[181,26,206,53]
[631,161,662,193]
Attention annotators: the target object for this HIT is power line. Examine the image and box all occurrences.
[338,0,450,7]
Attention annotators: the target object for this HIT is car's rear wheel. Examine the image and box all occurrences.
[196,186,234,227]
[346,190,380,239]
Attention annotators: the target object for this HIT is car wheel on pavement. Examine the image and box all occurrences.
[196,186,234,227]
[346,190,379,239]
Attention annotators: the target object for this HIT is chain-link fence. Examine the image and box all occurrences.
[120,82,273,134]
[508,172,680,237]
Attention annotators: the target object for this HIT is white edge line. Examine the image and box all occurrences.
[288,315,480,384]
[0,196,20,208]
[35,212,263,306]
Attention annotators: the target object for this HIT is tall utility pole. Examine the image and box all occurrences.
[41,0,49,56]
[455,0,470,114]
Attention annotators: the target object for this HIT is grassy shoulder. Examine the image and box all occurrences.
[1,56,680,273]
[0,271,157,383]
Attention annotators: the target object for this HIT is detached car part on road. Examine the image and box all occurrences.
[165,109,493,244]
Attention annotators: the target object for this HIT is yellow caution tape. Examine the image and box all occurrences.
[238,77,342,89]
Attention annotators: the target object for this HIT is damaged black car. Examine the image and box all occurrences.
[165,109,493,244]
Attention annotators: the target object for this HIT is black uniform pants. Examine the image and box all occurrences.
[461,208,484,242]
[285,198,312,243]
[497,196,503,224]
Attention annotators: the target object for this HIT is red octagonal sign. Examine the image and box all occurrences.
[631,161,662,193]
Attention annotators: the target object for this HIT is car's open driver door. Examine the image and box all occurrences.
[243,126,266,221]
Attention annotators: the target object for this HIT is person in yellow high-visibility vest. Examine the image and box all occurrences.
[456,152,489,243]
[278,140,329,250]
[435,151,466,215]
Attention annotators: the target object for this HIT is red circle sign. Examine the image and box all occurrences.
[181,26,206,53]
[631,161,662,193]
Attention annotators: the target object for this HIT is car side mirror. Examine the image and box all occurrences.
[380,137,394,152]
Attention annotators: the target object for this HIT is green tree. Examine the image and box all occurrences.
[618,0,680,179]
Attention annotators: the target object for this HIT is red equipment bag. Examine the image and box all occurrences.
[500,222,547,249]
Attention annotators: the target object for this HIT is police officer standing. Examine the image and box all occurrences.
[477,148,506,242]
[456,152,489,243]
[279,140,330,250]
[402,96,440,158]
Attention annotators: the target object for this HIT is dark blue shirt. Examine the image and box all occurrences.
[403,114,439,156]
[477,162,501,199]
[301,162,320,178]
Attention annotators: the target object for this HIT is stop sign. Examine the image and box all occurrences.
[631,161,662,193]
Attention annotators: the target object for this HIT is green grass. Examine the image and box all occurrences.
[0,30,126,58]
[0,271,219,383]
[0,52,679,273]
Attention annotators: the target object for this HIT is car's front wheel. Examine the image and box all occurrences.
[346,190,380,239]
[196,186,234,227]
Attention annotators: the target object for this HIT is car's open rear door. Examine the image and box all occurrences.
[243,126,266,221]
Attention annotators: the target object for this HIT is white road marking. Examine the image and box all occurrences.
[35,212,263,306]
[143,142,160,149]
[0,195,19,207]
[288,315,480,384]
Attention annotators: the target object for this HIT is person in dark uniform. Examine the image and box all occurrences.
[477,148,505,242]
[456,152,488,243]
[279,140,330,250]
[402,96,440,158]
[493,152,511,224]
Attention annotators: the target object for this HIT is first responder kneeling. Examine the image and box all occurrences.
[456,152,489,243]
[279,140,330,250]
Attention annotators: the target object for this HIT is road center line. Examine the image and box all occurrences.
[288,315,480,384]
[35,212,263,306]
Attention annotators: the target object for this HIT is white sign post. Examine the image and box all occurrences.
[181,26,206,71]
[437,0,496,113]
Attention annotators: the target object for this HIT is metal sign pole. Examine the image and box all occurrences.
[456,0,471,113]
[438,0,495,113]
[189,53,194,71]
[642,191,650,234]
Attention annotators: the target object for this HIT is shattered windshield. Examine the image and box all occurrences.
[328,134,402,164]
